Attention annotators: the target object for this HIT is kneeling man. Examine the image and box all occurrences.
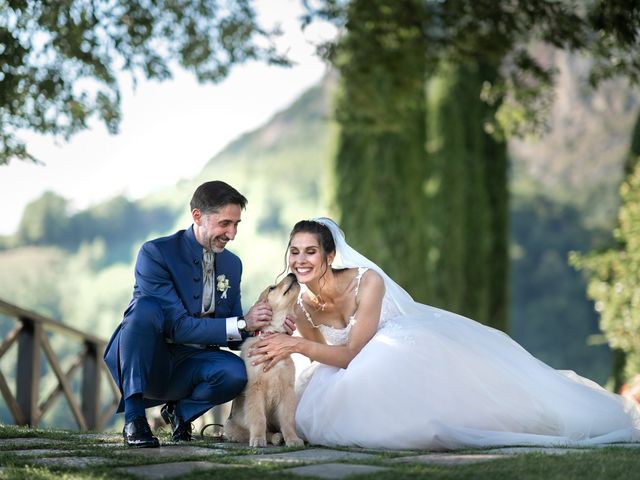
[104,180,285,447]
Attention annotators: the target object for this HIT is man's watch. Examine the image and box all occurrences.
[237,317,247,331]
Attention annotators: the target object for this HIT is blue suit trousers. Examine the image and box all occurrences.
[116,296,247,423]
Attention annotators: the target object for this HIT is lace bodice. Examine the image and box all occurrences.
[297,267,398,346]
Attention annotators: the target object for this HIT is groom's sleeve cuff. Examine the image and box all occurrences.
[226,317,242,341]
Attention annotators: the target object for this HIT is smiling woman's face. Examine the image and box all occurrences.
[288,232,333,284]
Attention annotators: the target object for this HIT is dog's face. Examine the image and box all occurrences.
[257,273,300,333]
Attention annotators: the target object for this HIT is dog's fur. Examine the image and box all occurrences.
[224,274,304,447]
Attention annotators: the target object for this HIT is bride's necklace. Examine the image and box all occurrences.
[307,269,343,312]
[308,291,327,311]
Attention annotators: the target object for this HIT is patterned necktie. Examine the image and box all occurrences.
[202,250,215,314]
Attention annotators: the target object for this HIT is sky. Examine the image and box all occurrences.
[0,1,335,235]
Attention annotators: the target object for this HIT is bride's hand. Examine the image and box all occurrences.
[283,314,297,336]
[249,333,297,372]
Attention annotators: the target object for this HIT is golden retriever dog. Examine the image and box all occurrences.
[224,273,304,447]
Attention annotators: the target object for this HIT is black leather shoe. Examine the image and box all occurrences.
[161,402,192,442]
[123,417,160,448]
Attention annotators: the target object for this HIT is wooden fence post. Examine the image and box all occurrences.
[82,342,101,430]
[16,318,42,426]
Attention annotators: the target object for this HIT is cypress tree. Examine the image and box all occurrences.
[423,63,470,315]
[332,0,430,300]
[423,61,507,330]
[481,64,509,333]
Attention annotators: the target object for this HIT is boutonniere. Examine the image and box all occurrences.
[216,274,230,299]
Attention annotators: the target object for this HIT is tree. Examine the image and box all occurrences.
[571,160,640,383]
[572,110,640,385]
[308,0,640,331]
[16,191,70,245]
[0,0,287,164]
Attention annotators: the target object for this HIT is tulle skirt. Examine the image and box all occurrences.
[294,308,640,450]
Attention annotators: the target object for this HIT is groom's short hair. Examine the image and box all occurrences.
[190,181,248,213]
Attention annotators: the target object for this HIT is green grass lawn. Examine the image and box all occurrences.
[0,425,639,479]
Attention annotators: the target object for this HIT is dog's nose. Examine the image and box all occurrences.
[283,272,298,295]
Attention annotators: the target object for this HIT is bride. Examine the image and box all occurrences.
[248,217,640,450]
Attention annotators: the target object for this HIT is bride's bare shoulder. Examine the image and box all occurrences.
[341,267,381,279]
[359,269,384,293]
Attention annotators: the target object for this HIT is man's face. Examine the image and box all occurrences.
[193,203,242,252]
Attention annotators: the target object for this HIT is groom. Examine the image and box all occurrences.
[104,180,280,447]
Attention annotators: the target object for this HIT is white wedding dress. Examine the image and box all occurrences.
[294,265,640,451]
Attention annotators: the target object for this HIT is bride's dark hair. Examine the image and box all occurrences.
[288,220,336,256]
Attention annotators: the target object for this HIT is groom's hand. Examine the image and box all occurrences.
[244,300,272,332]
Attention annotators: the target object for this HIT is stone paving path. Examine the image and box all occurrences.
[1,427,640,479]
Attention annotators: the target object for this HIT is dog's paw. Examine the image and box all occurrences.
[285,436,305,447]
[269,432,284,445]
[249,437,267,448]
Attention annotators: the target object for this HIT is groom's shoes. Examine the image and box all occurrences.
[161,402,193,442]
[123,417,160,448]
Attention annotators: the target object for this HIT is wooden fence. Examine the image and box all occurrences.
[0,298,120,430]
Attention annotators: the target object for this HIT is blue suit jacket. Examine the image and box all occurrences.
[103,225,245,392]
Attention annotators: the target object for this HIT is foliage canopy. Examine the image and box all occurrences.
[0,0,287,164]
[305,0,640,135]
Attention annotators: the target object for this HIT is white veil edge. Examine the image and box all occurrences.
[311,217,424,317]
